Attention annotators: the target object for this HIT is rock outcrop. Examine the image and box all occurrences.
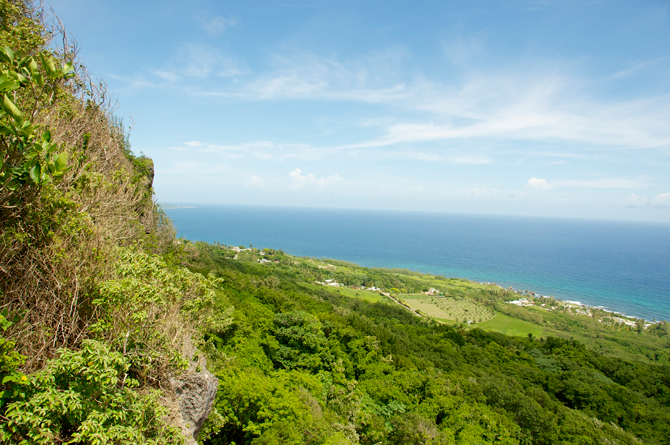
[166,352,219,445]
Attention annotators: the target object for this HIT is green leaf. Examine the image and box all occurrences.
[29,163,41,184]
[62,62,75,76]
[28,58,38,75]
[34,72,44,87]
[40,54,57,77]
[1,94,22,123]
[17,56,32,68]
[55,152,68,172]
[0,47,15,64]
[0,79,19,92]
[42,129,51,142]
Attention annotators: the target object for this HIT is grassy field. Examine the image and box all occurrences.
[213,248,670,364]
[386,274,501,295]
[476,313,545,337]
[400,295,496,323]
[299,282,386,303]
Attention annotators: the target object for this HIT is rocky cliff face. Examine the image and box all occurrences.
[164,351,219,444]
[171,367,219,443]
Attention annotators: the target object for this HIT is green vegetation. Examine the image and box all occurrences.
[2,2,670,444]
[478,314,545,338]
[186,242,670,444]
[0,2,224,442]
[0,340,184,444]
[300,282,386,303]
[400,294,496,323]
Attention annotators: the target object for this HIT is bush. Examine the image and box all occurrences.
[0,339,183,444]
[91,247,232,382]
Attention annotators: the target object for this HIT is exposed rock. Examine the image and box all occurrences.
[166,351,219,444]
[171,368,219,441]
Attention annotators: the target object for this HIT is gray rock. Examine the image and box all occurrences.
[169,362,219,442]
[168,347,219,445]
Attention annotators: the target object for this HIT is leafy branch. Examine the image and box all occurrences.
[0,45,74,201]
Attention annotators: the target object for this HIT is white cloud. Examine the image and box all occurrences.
[554,178,642,189]
[608,57,668,80]
[289,168,346,188]
[448,155,493,164]
[624,193,670,209]
[131,44,670,162]
[472,186,496,197]
[443,31,488,66]
[194,50,408,102]
[245,175,264,187]
[195,51,670,151]
[526,177,552,189]
[193,140,316,160]
[410,186,423,192]
[653,192,670,205]
[180,44,246,78]
[289,168,302,178]
[199,15,238,36]
[386,151,442,161]
[526,177,642,190]
[625,194,649,208]
[152,69,180,83]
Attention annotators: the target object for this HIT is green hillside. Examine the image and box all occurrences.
[1,2,669,444]
[186,242,670,444]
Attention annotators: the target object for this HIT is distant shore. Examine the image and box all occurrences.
[160,203,197,209]
[164,204,670,323]
[479,281,660,326]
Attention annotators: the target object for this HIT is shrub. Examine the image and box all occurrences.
[0,339,183,444]
[91,247,232,382]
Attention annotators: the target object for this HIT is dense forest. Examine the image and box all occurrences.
[1,2,670,444]
[183,243,670,445]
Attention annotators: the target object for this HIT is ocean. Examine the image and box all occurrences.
[164,204,670,322]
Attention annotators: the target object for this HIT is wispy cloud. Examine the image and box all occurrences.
[190,140,316,160]
[289,168,346,188]
[625,192,670,209]
[554,178,644,189]
[442,31,488,66]
[191,53,670,151]
[526,177,644,190]
[198,15,239,37]
[130,43,670,164]
[245,175,264,187]
[607,57,669,80]
[448,154,493,164]
[526,177,551,189]
[112,44,247,91]
[472,185,497,197]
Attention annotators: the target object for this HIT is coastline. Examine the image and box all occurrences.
[164,205,670,323]
[480,280,659,327]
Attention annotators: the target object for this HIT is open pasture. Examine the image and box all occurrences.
[400,295,495,323]
[477,313,545,337]
[300,282,386,303]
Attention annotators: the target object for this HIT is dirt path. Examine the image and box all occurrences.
[383,293,425,318]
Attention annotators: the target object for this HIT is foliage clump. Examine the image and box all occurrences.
[0,0,175,369]
[0,1,226,442]
[0,339,184,444]
[185,243,669,445]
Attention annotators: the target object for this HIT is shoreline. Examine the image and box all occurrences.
[479,280,661,326]
[207,241,665,327]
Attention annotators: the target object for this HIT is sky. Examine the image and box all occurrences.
[47,0,670,221]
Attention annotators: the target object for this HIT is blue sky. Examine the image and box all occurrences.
[48,0,670,221]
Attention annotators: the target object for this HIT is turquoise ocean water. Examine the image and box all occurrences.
[165,205,670,322]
